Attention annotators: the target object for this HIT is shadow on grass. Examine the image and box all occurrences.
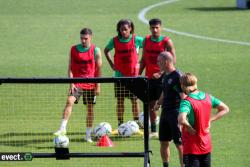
[187,7,244,12]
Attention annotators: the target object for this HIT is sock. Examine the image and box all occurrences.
[86,128,92,138]
[151,123,157,132]
[163,161,169,167]
[59,119,68,131]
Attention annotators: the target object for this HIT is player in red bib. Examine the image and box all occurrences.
[139,18,176,138]
[178,73,229,167]
[104,19,143,127]
[54,28,102,143]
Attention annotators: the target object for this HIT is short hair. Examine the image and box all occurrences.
[149,18,162,26]
[116,19,134,37]
[158,51,173,63]
[80,28,92,36]
[180,73,198,94]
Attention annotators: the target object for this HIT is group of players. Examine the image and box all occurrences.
[53,18,230,167]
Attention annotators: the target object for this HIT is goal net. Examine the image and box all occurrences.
[0,77,150,167]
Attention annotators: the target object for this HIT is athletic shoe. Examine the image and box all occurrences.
[85,136,93,143]
[149,132,158,139]
[53,129,66,136]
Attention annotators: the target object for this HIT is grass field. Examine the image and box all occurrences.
[0,0,250,166]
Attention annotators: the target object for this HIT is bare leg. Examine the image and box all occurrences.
[149,100,157,132]
[54,96,76,135]
[86,104,94,128]
[62,96,76,120]
[131,98,139,120]
[160,141,170,163]
[117,97,125,126]
[175,144,184,167]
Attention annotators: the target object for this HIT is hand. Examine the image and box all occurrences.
[152,72,162,79]
[186,125,196,135]
[69,84,77,94]
[152,102,161,111]
[205,121,211,133]
[95,84,100,96]
[111,64,116,71]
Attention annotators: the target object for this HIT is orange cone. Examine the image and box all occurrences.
[96,135,114,147]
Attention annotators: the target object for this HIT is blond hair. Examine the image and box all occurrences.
[180,73,198,94]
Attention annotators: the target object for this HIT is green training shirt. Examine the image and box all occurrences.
[179,91,221,126]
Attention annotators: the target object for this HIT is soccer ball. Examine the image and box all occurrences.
[139,112,150,128]
[100,122,112,134]
[126,121,139,134]
[54,135,69,148]
[139,112,160,128]
[93,122,112,138]
[118,123,133,137]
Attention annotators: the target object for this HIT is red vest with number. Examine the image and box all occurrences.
[144,35,169,79]
[113,35,138,76]
[70,44,96,89]
[182,93,212,155]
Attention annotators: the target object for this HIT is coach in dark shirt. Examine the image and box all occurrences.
[153,51,185,167]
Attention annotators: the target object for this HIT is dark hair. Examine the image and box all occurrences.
[149,18,162,26]
[116,19,134,37]
[80,28,92,36]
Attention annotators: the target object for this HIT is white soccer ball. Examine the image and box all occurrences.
[118,123,133,137]
[100,122,112,134]
[93,122,112,138]
[126,121,139,134]
[139,112,160,128]
[54,135,69,148]
[139,112,150,128]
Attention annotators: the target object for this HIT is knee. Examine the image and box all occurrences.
[66,97,75,106]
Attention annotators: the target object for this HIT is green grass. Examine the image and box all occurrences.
[1,0,250,166]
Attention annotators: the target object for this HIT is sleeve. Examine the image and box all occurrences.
[179,100,192,114]
[105,38,114,50]
[135,36,144,48]
[94,47,101,61]
[209,94,221,108]
[173,75,183,93]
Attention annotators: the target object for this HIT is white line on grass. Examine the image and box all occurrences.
[138,0,250,46]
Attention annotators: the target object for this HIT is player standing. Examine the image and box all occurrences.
[178,73,229,167]
[104,19,143,127]
[139,18,176,137]
[154,51,184,167]
[54,28,102,143]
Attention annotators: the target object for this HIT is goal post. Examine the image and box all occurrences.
[0,77,151,167]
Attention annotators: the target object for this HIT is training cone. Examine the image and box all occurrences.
[96,135,113,147]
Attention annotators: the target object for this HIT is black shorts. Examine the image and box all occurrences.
[70,88,96,105]
[183,153,211,167]
[148,78,162,101]
[159,112,182,145]
[114,82,137,99]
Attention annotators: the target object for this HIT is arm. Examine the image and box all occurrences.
[178,112,196,135]
[68,52,76,93]
[95,48,102,95]
[166,39,176,64]
[210,101,229,122]
[139,40,146,75]
[153,92,163,111]
[104,47,115,71]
